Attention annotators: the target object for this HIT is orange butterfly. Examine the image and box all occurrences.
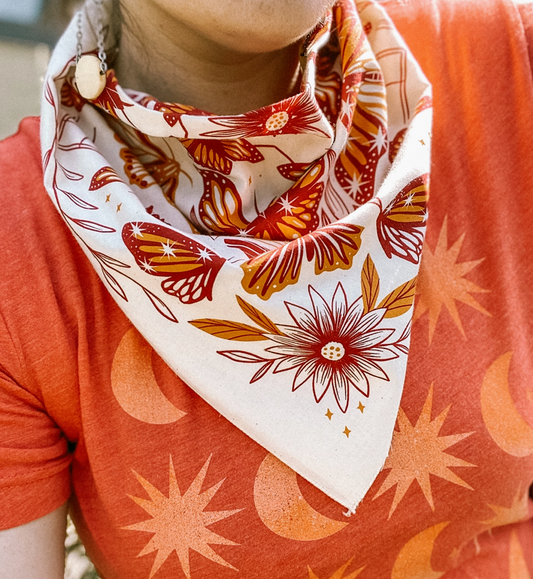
[123,222,226,304]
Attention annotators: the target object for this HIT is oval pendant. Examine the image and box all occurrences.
[75,54,106,100]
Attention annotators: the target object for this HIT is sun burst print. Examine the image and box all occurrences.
[123,456,242,579]
[413,216,490,343]
[481,486,531,530]
[308,558,364,579]
[373,385,475,518]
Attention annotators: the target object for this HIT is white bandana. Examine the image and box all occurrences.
[41,0,432,510]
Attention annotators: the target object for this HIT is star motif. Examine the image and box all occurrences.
[373,385,475,518]
[308,557,364,579]
[140,259,155,273]
[105,194,111,203]
[124,456,242,579]
[325,408,333,420]
[116,203,122,212]
[343,426,351,438]
[160,240,176,258]
[130,223,144,238]
[197,247,213,262]
[481,486,530,529]
[347,176,370,199]
[357,402,365,413]
[414,217,490,343]
[403,192,415,206]
[279,197,295,215]
[419,139,426,146]
[369,126,387,154]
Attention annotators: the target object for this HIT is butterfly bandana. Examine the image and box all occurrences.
[41,0,432,510]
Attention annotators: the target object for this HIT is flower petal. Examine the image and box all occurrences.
[312,363,333,402]
[331,371,350,413]
[355,308,387,335]
[331,283,348,325]
[360,346,399,361]
[309,286,334,335]
[352,328,395,349]
[352,356,390,381]
[285,302,319,334]
[272,355,308,373]
[343,364,370,397]
[293,360,316,391]
[338,297,364,336]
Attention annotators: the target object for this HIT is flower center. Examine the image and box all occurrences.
[265,111,289,132]
[321,341,345,361]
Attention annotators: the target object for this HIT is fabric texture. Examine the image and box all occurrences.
[0,0,532,578]
[40,0,431,510]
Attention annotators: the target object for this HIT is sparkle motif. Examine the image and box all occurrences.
[357,402,365,413]
[343,426,351,438]
[373,385,475,518]
[160,240,176,258]
[369,126,387,154]
[130,223,145,238]
[124,456,242,579]
[326,408,333,420]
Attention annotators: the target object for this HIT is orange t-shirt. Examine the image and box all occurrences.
[1,0,533,577]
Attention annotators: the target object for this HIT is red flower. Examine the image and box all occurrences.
[202,92,330,139]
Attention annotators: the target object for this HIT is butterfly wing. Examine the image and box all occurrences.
[123,222,226,303]
[376,174,428,264]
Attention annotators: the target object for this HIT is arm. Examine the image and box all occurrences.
[0,503,67,579]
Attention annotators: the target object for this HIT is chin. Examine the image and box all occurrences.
[157,0,335,54]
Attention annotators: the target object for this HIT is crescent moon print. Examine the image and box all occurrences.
[111,328,186,424]
[391,522,448,579]
[253,453,348,540]
[480,352,533,457]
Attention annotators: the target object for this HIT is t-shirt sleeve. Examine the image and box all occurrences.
[0,311,71,530]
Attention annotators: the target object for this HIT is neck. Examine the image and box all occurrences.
[113,2,303,115]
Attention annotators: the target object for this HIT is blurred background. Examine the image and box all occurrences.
[0,3,98,573]
[0,0,77,139]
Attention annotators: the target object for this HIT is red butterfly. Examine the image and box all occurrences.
[375,174,428,264]
[122,222,226,303]
[179,138,264,175]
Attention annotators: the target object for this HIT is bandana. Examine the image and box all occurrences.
[41,0,432,510]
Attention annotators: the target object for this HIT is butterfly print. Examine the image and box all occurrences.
[123,222,226,303]
[112,128,192,203]
[226,222,363,300]
[179,138,264,175]
[375,174,428,264]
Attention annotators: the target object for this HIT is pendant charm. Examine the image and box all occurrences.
[75,54,106,100]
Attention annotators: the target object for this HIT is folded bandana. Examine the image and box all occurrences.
[41,0,432,510]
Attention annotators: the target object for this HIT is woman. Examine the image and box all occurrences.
[0,0,532,577]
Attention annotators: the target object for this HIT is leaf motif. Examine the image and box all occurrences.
[60,164,84,181]
[218,350,270,363]
[361,254,380,314]
[251,359,276,383]
[378,277,417,318]
[61,189,98,210]
[189,319,268,341]
[236,296,283,335]
[91,250,130,269]
[101,267,127,301]
[69,217,116,233]
[142,288,179,323]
